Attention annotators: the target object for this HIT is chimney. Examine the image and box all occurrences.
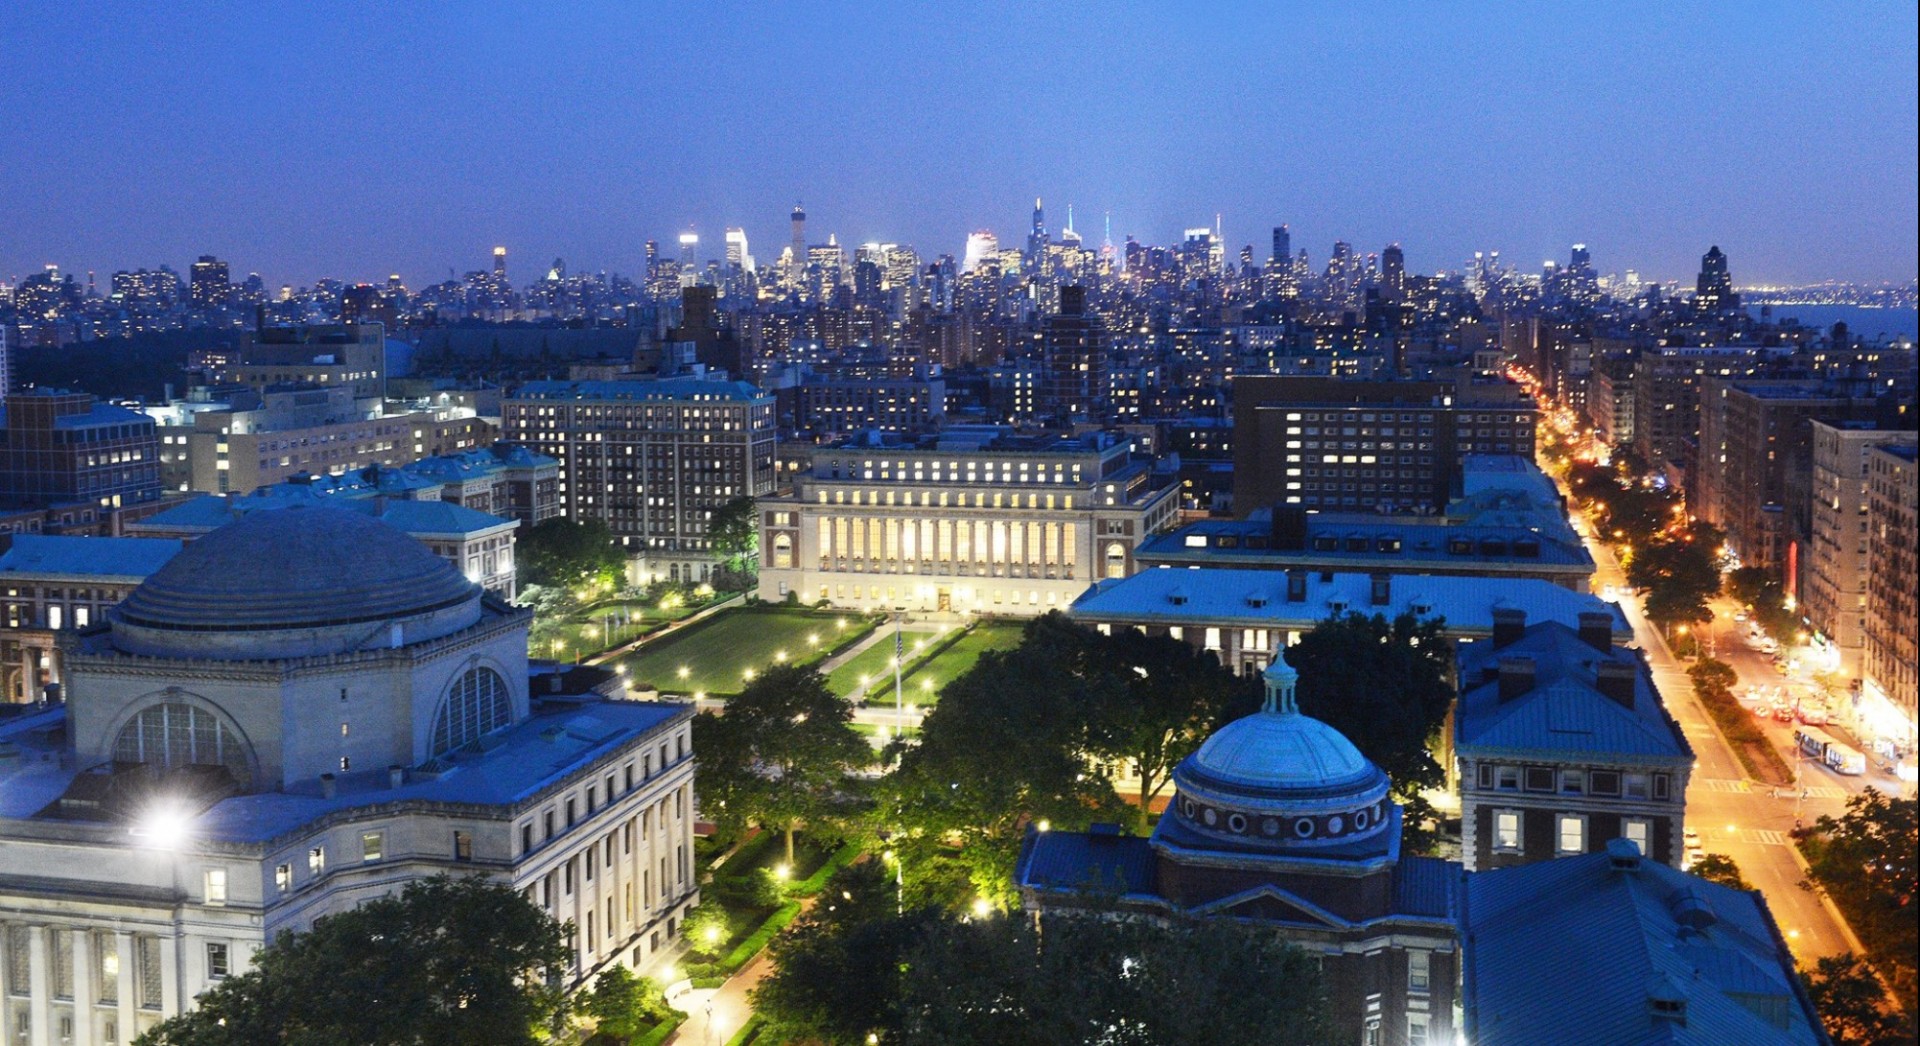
[1491,608,1526,648]
[1596,660,1637,709]
[1270,506,1309,550]
[1285,569,1307,603]
[320,773,337,799]
[1497,656,1536,702]
[388,764,407,789]
[1369,573,1391,607]
[1577,611,1614,653]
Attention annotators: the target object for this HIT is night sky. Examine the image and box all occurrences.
[2,3,1914,288]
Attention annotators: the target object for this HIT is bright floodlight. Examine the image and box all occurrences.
[971,897,991,918]
[774,863,791,880]
[132,802,193,850]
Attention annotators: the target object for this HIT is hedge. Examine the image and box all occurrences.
[632,1012,685,1046]
[680,900,803,982]
[723,1015,767,1046]
[788,841,861,897]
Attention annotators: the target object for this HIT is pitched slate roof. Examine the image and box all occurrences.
[1456,621,1692,766]
[1015,827,1157,897]
[0,535,182,582]
[1462,843,1828,1045]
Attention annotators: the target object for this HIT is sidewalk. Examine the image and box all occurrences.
[665,895,818,1045]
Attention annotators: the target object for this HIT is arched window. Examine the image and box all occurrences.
[113,703,250,784]
[1104,542,1128,579]
[431,667,512,758]
[772,533,793,569]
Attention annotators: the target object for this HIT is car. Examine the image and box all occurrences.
[1733,609,1749,623]
[1797,704,1829,725]
[1773,704,1797,722]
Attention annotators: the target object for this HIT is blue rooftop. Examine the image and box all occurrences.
[1456,622,1693,766]
[1463,845,1826,1045]
[133,493,515,538]
[0,535,182,581]
[512,378,769,402]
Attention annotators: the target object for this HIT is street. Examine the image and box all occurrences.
[1582,519,1866,963]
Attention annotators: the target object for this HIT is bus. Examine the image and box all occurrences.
[1794,727,1866,776]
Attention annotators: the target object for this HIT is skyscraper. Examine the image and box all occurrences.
[492,246,507,279]
[725,227,752,272]
[790,204,807,265]
[1270,224,1291,270]
[189,255,230,309]
[678,232,700,287]
[1695,245,1737,312]
[1027,197,1049,266]
[1040,284,1108,422]
[1381,243,1406,296]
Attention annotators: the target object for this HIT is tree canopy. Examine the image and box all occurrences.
[707,496,759,584]
[1798,789,1918,1013]
[752,861,1333,1046]
[1285,611,1454,851]
[692,663,870,864]
[1804,952,1917,1046]
[134,876,571,1046]
[519,517,626,593]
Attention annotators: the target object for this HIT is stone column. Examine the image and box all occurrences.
[114,933,136,1046]
[69,929,93,1046]
[157,934,179,1018]
[27,925,50,1046]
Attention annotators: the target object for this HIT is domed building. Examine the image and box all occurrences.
[1017,652,1460,1045]
[0,506,699,1044]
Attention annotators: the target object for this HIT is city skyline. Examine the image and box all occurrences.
[2,4,1915,287]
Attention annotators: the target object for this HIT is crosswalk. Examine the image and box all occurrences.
[1698,777,1750,794]
[1741,829,1788,846]
[1694,777,1847,801]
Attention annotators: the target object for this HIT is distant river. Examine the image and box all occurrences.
[1744,303,1919,341]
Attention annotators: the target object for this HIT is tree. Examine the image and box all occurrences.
[878,618,1126,906]
[680,902,731,958]
[580,965,673,1043]
[1285,612,1454,852]
[1688,852,1750,890]
[752,862,945,1045]
[135,876,571,1046]
[900,913,1335,1045]
[1085,621,1257,832]
[1804,952,1917,1046]
[1800,789,1919,1012]
[1628,536,1721,630]
[1688,657,1739,698]
[693,663,869,865]
[708,496,758,587]
[520,517,626,593]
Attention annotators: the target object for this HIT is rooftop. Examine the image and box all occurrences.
[133,491,516,538]
[0,535,182,582]
[0,697,685,845]
[509,378,769,402]
[1069,568,1629,639]
[1463,843,1826,1045]
[1456,621,1693,765]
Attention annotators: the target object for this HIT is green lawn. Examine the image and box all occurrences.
[898,621,1026,700]
[825,628,949,699]
[617,606,871,696]
[532,598,705,660]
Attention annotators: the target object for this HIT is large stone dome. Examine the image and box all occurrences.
[1165,651,1393,851]
[112,504,483,660]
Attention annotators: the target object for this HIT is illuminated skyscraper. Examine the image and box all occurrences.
[492,246,507,279]
[1027,197,1049,267]
[678,232,700,287]
[790,204,806,263]
[189,255,231,309]
[1695,245,1738,312]
[725,227,753,272]
[1041,284,1108,422]
[963,231,999,273]
[1381,243,1405,296]
[1270,225,1291,270]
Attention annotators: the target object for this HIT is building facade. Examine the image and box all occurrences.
[0,536,181,703]
[0,391,162,520]
[1455,611,1693,872]
[756,429,1178,616]
[1862,442,1918,754]
[1803,422,1915,681]
[502,378,776,583]
[0,507,698,1045]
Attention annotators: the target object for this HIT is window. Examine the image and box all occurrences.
[1408,1014,1430,1045]
[1408,949,1431,992]
[308,846,326,876]
[1557,814,1586,854]
[454,830,474,862]
[361,832,385,862]
[275,863,292,892]
[113,702,250,786]
[1624,772,1650,799]
[1493,810,1521,851]
[206,942,230,980]
[1560,770,1585,795]
[203,868,227,906]
[429,666,512,757]
[1622,819,1651,856]
[1496,766,1520,791]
